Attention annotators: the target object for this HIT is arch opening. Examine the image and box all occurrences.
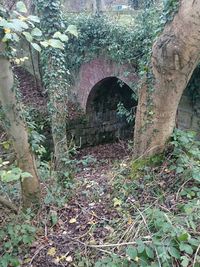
[85,77,137,145]
[177,65,200,133]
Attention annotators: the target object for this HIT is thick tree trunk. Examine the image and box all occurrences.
[0,44,40,208]
[134,0,200,157]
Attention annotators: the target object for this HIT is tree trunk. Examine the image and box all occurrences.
[134,0,200,157]
[0,44,40,209]
[93,0,105,14]
[34,0,71,180]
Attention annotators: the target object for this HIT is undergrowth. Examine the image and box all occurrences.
[94,129,200,267]
[0,129,200,267]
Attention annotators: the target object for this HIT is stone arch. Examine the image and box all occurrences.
[71,57,138,111]
[84,76,137,144]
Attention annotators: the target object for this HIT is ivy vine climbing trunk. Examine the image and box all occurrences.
[35,0,70,180]
[134,0,200,157]
[0,44,40,208]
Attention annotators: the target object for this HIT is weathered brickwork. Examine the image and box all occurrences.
[70,57,138,110]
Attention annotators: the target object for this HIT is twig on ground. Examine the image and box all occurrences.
[0,196,18,213]
[193,244,200,267]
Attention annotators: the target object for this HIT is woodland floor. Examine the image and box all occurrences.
[24,142,132,267]
[11,141,186,267]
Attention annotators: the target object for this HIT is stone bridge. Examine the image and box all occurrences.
[70,57,137,110]
[67,56,138,146]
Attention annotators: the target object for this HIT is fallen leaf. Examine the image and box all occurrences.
[69,218,77,224]
[47,247,57,257]
[113,197,122,207]
[66,255,73,262]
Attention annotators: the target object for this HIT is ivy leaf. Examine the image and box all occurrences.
[40,40,49,48]
[48,39,64,49]
[11,19,29,31]
[31,27,42,37]
[28,15,40,23]
[16,1,27,13]
[66,25,78,38]
[23,31,33,42]
[53,31,69,42]
[31,42,41,52]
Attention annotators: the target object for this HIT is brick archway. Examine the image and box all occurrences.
[71,57,138,110]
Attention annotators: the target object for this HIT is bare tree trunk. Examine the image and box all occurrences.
[93,0,105,14]
[134,0,200,157]
[0,44,40,209]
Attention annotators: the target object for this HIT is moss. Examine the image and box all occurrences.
[131,154,164,179]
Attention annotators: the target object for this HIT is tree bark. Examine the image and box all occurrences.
[34,0,71,180]
[0,44,40,209]
[134,0,200,157]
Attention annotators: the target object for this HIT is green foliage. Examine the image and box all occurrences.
[0,211,36,267]
[95,129,200,267]
[64,6,162,72]
[0,158,32,184]
[0,2,42,53]
[170,129,200,183]
[162,0,179,24]
[131,154,164,178]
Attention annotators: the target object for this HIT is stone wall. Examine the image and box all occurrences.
[177,93,200,132]
[66,111,133,147]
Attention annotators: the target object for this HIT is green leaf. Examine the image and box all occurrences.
[188,238,200,247]
[181,256,190,267]
[66,25,78,38]
[1,169,21,183]
[11,19,28,31]
[53,31,69,42]
[48,39,64,49]
[192,169,200,182]
[31,27,42,37]
[23,31,33,42]
[31,42,41,52]
[145,247,154,259]
[168,246,180,259]
[16,1,27,13]
[40,40,49,47]
[28,15,40,23]
[179,243,193,255]
[177,232,190,242]
[126,246,137,260]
